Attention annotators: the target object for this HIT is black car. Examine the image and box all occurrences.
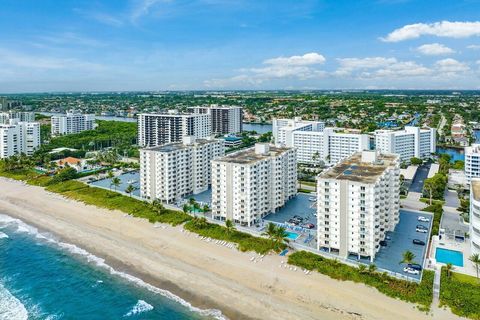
[379,240,388,246]
[413,239,426,246]
[408,263,422,271]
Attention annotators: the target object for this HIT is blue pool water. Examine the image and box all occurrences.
[286,232,299,240]
[0,214,224,320]
[435,248,464,267]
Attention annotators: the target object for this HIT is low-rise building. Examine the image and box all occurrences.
[140,136,224,203]
[211,143,297,226]
[317,151,401,261]
[465,144,480,184]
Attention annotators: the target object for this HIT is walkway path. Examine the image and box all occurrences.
[433,266,441,305]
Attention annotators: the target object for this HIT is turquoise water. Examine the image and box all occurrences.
[286,232,299,240]
[435,247,464,267]
[436,147,465,162]
[0,214,224,320]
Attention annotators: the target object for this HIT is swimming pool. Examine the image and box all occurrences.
[435,248,464,267]
[286,232,299,240]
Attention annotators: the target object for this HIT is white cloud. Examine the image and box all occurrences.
[263,53,325,66]
[467,44,480,50]
[382,21,480,42]
[434,58,470,74]
[130,0,169,22]
[334,57,397,75]
[204,52,326,87]
[416,43,455,55]
[90,12,124,27]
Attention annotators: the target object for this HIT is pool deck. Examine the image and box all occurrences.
[88,171,141,197]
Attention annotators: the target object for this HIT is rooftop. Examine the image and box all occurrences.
[472,179,480,202]
[319,151,399,184]
[213,144,291,164]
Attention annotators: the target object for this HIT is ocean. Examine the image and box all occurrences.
[0,214,225,320]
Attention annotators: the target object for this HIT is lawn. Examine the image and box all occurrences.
[288,251,434,311]
[440,269,480,319]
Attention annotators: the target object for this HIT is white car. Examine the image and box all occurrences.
[403,267,420,275]
[417,216,430,222]
[416,227,428,233]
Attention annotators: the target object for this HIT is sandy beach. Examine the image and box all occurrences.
[0,178,459,320]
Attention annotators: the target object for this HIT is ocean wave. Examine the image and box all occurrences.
[124,300,153,317]
[0,214,227,320]
[0,232,8,239]
[0,283,28,320]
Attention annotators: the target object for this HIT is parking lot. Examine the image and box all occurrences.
[263,193,317,230]
[370,209,433,280]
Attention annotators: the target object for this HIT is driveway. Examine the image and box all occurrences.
[444,189,460,208]
[409,164,430,193]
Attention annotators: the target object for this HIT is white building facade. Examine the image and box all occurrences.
[317,151,401,261]
[273,117,369,165]
[374,126,436,163]
[211,143,297,226]
[140,136,224,203]
[0,120,41,158]
[465,144,480,185]
[189,105,243,135]
[470,179,480,255]
[0,112,35,124]
[138,111,211,148]
[51,113,95,136]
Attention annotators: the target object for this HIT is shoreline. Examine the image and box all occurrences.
[0,177,461,320]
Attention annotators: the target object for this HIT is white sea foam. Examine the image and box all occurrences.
[0,214,228,320]
[0,232,8,239]
[0,283,28,320]
[124,300,154,317]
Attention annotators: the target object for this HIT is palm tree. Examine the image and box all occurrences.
[111,177,121,191]
[182,204,190,215]
[445,263,454,278]
[358,264,367,274]
[368,264,377,274]
[262,222,277,239]
[107,170,114,179]
[469,253,480,281]
[400,250,416,265]
[225,219,235,234]
[125,184,135,197]
[202,204,210,214]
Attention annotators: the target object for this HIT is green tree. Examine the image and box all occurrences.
[469,253,480,281]
[400,250,416,265]
[225,219,236,234]
[125,184,135,197]
[410,157,423,165]
[111,177,121,191]
[445,263,454,278]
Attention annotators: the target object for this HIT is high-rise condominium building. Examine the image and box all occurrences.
[374,126,436,163]
[0,112,35,124]
[317,151,400,261]
[211,143,297,226]
[138,111,211,148]
[273,117,369,165]
[0,119,41,158]
[189,105,243,135]
[465,144,480,184]
[470,179,480,255]
[140,136,224,203]
[51,113,95,136]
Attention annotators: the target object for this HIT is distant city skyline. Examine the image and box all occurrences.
[1,0,480,92]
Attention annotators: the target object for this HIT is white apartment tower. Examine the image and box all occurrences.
[470,179,480,255]
[140,136,224,203]
[211,143,297,226]
[317,151,401,261]
[273,117,369,165]
[374,126,436,163]
[138,111,211,148]
[0,112,35,124]
[189,105,243,135]
[465,144,480,184]
[0,120,41,158]
[51,113,95,136]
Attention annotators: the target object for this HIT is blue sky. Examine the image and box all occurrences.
[1,0,480,92]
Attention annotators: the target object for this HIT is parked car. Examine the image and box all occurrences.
[408,263,423,271]
[379,240,388,246]
[303,223,315,229]
[413,239,426,245]
[416,225,428,233]
[403,267,420,275]
[417,216,430,222]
